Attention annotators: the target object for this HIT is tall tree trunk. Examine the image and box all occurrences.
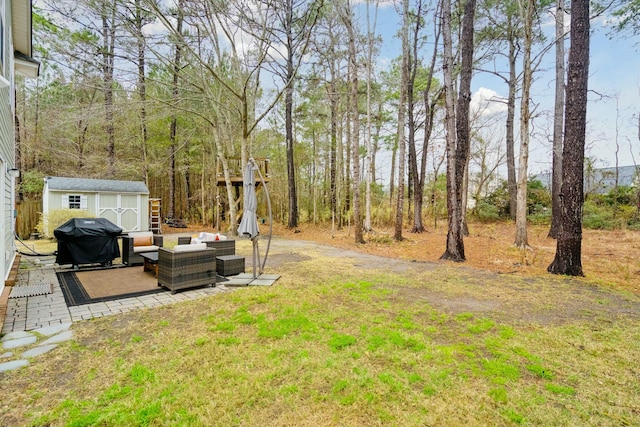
[548,0,590,276]
[363,0,379,233]
[514,0,534,249]
[548,0,565,238]
[441,0,475,261]
[441,0,460,259]
[455,0,475,240]
[344,99,351,225]
[394,0,410,241]
[343,4,364,244]
[389,139,396,209]
[506,35,518,220]
[415,18,441,234]
[286,0,298,229]
[102,1,116,178]
[329,78,338,232]
[407,1,423,233]
[168,0,184,219]
[372,101,383,184]
[134,0,149,185]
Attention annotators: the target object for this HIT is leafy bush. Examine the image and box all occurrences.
[475,178,551,223]
[604,186,636,206]
[528,208,551,225]
[582,186,640,230]
[582,200,631,230]
[36,209,94,239]
[582,201,612,229]
[627,214,640,230]
[19,170,45,197]
[478,180,510,219]
[527,180,551,216]
[476,201,500,222]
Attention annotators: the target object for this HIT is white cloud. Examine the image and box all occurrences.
[471,87,508,117]
[142,18,172,37]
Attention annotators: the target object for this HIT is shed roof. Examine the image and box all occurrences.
[45,177,149,194]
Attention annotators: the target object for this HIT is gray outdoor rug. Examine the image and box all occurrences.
[9,283,52,299]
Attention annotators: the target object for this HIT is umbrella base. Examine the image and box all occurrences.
[223,273,280,287]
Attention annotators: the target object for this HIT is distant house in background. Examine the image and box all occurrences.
[42,177,151,236]
[535,165,640,195]
[2,0,39,292]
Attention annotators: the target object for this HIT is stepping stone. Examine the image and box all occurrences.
[33,323,72,337]
[2,335,37,349]
[1,331,32,342]
[0,359,29,372]
[41,330,73,345]
[23,344,58,358]
[224,278,251,286]
[248,278,276,286]
[1,352,14,359]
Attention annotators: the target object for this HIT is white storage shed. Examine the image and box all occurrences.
[43,177,151,235]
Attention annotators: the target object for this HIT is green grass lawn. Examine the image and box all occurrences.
[2,244,639,426]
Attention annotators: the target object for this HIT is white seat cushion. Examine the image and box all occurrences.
[173,243,207,252]
[133,245,159,253]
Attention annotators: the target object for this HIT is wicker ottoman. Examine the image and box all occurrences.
[216,255,244,276]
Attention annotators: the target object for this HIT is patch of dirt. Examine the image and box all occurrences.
[164,221,640,325]
[262,221,640,294]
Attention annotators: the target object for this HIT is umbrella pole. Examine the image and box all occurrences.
[250,157,272,274]
[252,237,259,279]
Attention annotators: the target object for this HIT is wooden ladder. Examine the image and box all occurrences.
[149,199,162,234]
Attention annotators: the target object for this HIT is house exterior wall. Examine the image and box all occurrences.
[1,0,17,289]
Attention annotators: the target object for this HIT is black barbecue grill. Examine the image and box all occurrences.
[54,218,123,268]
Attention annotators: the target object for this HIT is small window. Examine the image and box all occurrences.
[68,195,81,209]
[62,194,87,209]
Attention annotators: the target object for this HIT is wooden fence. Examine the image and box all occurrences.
[16,199,41,240]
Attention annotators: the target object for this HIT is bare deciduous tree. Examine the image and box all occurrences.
[441,0,476,262]
[548,0,566,238]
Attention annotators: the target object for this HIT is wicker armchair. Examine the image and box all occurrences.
[157,244,217,294]
[122,232,164,266]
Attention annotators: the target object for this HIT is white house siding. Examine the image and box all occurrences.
[0,0,15,287]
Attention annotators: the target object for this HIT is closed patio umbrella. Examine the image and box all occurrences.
[238,163,259,239]
[238,163,260,278]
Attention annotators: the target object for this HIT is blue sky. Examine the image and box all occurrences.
[364,2,640,177]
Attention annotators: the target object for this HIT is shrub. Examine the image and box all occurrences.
[527,180,551,216]
[19,170,45,196]
[627,214,640,230]
[479,180,511,219]
[582,187,639,230]
[476,201,500,222]
[36,209,94,239]
[605,185,636,206]
[475,178,551,223]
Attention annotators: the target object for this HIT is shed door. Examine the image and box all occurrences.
[98,193,141,232]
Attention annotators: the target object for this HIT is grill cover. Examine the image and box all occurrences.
[54,218,123,266]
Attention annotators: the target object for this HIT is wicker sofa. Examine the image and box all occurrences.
[157,243,217,294]
[204,239,235,256]
[122,231,164,266]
